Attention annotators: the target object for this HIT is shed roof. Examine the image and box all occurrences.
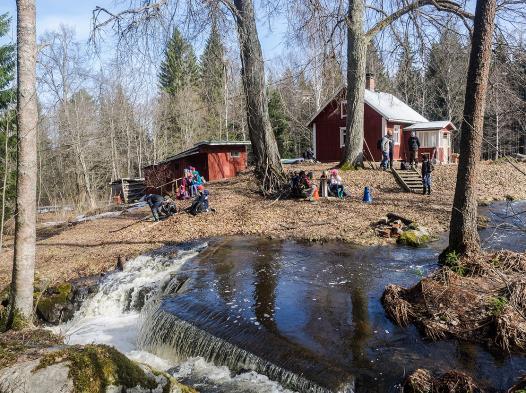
[404,121,456,130]
[159,140,251,165]
[307,85,428,126]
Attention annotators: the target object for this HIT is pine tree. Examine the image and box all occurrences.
[425,28,468,132]
[268,89,292,158]
[158,27,200,96]
[201,22,225,136]
[0,13,15,108]
[394,44,422,110]
[366,42,392,93]
[0,12,16,246]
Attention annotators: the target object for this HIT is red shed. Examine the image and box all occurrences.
[144,141,250,193]
[307,75,454,164]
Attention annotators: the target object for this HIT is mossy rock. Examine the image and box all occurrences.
[35,344,195,393]
[36,283,74,324]
[397,228,431,248]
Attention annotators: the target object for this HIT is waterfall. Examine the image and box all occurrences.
[137,286,355,393]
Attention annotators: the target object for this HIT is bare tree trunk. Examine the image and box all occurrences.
[447,0,497,256]
[340,0,368,168]
[233,0,286,195]
[7,0,38,329]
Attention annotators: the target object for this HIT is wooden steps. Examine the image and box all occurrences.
[392,167,423,193]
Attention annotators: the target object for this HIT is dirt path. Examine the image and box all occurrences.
[0,161,525,288]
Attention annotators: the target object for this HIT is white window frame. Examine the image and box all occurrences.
[340,127,346,148]
[341,100,347,119]
[229,151,241,158]
[393,125,401,145]
[416,131,439,148]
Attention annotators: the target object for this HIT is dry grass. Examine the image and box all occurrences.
[384,251,526,353]
[0,161,524,289]
[402,368,481,393]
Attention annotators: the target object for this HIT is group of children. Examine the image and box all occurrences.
[290,169,348,201]
[177,167,206,200]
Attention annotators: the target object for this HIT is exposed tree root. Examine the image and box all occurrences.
[381,284,415,327]
[383,251,526,352]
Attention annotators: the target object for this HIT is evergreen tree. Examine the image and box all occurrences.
[0,13,16,233]
[0,13,15,108]
[201,22,226,136]
[425,29,468,127]
[158,27,200,96]
[268,89,293,158]
[366,42,392,93]
[394,43,422,110]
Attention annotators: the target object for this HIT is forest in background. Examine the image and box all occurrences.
[0,2,525,215]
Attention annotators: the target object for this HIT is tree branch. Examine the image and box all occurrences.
[365,0,474,39]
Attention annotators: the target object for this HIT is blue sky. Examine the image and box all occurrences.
[1,0,288,59]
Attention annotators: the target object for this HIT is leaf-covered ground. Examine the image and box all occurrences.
[0,161,525,288]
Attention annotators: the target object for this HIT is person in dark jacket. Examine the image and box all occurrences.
[187,186,210,216]
[421,155,434,195]
[144,194,165,221]
[408,131,421,168]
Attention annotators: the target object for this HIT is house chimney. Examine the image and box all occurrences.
[366,73,375,92]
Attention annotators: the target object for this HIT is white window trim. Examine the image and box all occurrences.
[393,124,401,145]
[341,100,347,119]
[229,151,241,158]
[340,127,346,148]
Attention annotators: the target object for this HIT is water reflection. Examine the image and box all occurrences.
[252,240,279,333]
[158,214,526,392]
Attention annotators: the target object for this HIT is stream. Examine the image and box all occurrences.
[54,201,526,393]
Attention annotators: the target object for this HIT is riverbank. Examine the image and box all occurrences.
[0,161,525,288]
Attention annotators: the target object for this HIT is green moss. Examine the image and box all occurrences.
[397,230,430,248]
[442,250,467,276]
[339,162,360,171]
[37,344,159,393]
[0,328,61,369]
[489,296,508,317]
[36,283,72,318]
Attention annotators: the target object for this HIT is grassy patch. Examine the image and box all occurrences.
[489,296,508,317]
[443,250,467,277]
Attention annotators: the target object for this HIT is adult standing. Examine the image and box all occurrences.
[380,133,391,170]
[408,131,421,168]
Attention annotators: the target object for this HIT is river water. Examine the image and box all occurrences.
[54,201,526,393]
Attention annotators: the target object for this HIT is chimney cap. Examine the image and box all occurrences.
[366,72,375,78]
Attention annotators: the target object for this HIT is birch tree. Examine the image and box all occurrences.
[7,0,38,329]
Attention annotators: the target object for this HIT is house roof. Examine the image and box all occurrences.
[306,85,428,126]
[404,121,457,131]
[364,90,428,124]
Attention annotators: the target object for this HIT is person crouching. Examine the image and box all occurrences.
[144,193,165,221]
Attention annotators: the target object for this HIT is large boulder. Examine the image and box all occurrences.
[0,344,195,393]
[397,225,431,247]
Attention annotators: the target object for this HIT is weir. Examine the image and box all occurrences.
[138,302,355,393]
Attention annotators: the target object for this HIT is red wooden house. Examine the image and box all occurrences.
[307,75,455,164]
[144,141,250,193]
